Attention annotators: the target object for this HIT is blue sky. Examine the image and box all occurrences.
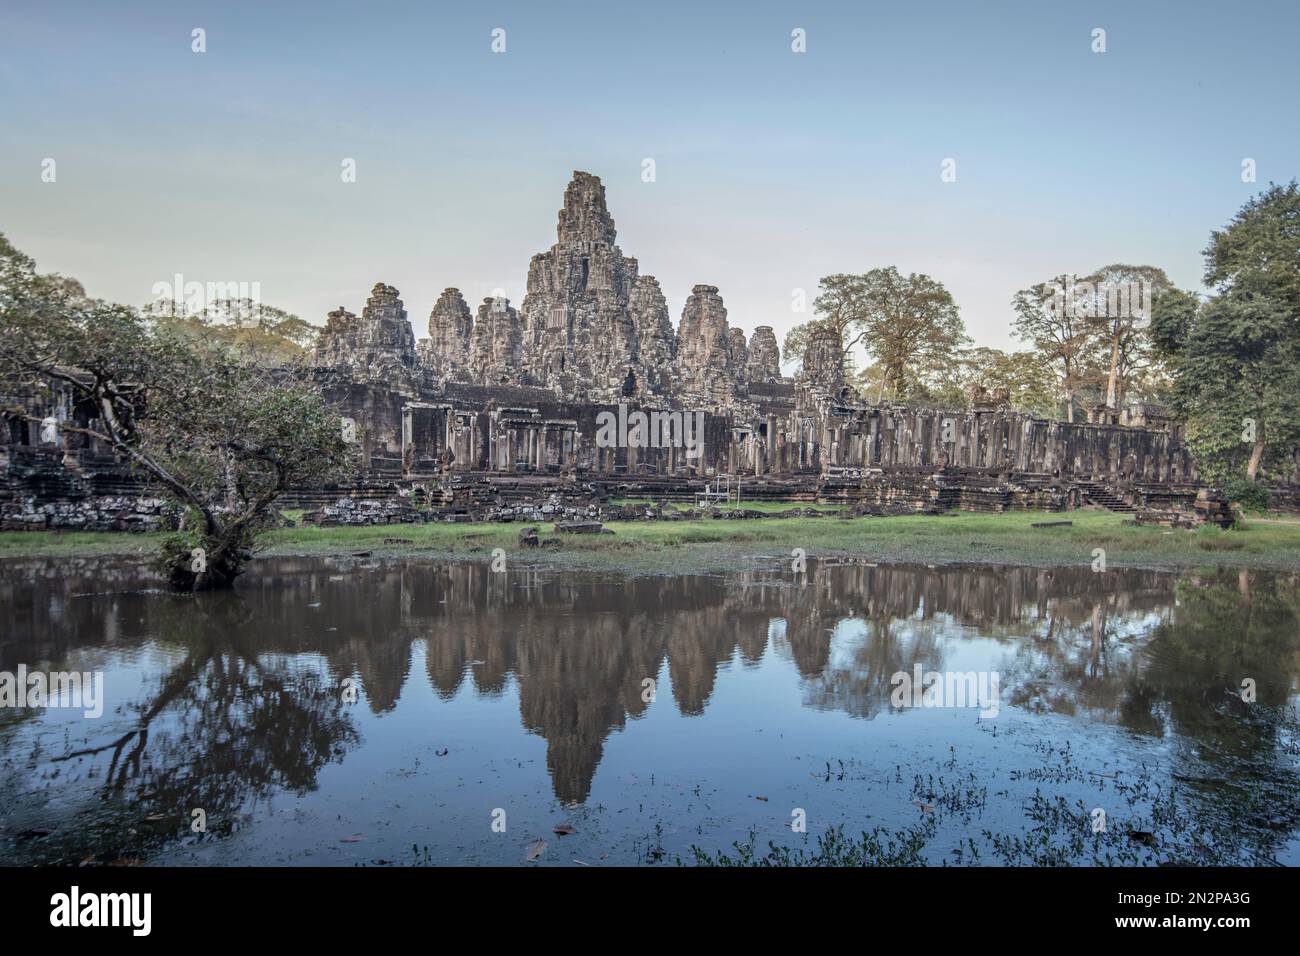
[2,0,1296,364]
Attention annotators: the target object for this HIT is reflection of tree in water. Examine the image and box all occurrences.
[0,556,1197,821]
[6,555,1299,855]
[798,564,1173,721]
[1121,571,1300,861]
[1001,595,1164,723]
[1136,571,1300,724]
[4,589,359,865]
[801,610,946,720]
[441,561,1195,795]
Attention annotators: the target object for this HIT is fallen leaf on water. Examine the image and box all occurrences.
[913,801,935,813]
[525,839,547,862]
[553,823,577,836]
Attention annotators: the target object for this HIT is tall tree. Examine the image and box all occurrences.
[790,269,966,402]
[0,233,354,589]
[1078,263,1172,410]
[1151,183,1300,484]
[1011,274,1103,422]
[881,346,1057,415]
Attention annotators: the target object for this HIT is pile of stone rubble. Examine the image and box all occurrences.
[301,497,426,527]
[484,495,601,523]
[301,492,848,528]
[0,495,178,532]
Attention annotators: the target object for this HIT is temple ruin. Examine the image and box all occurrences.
[301,171,1226,513]
[7,170,1295,529]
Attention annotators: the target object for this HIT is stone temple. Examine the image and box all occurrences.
[299,171,1233,513]
[7,170,1290,529]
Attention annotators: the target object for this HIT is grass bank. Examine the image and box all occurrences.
[4,509,1300,574]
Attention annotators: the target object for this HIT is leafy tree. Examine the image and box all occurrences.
[1151,183,1300,484]
[1011,274,1105,422]
[1153,291,1300,483]
[905,356,968,409]
[1122,360,1175,408]
[0,233,354,589]
[1078,263,1172,410]
[848,360,889,403]
[847,346,1055,415]
[1206,182,1300,311]
[958,347,1058,417]
[142,297,318,363]
[788,269,967,402]
[781,320,819,367]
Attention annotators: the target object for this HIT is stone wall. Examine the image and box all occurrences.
[1,494,177,532]
[822,405,1197,482]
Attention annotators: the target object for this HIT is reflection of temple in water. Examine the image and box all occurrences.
[3,556,1296,807]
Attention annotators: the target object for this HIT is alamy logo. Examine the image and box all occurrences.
[50,886,151,936]
[149,273,263,325]
[0,665,103,718]
[1044,275,1153,325]
[595,403,705,458]
[889,664,1000,718]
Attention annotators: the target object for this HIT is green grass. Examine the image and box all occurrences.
[5,509,1300,573]
[0,529,171,559]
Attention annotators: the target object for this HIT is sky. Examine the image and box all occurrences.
[2,0,1297,370]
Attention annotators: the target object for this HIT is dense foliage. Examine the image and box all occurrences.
[0,233,354,589]
[1152,183,1300,485]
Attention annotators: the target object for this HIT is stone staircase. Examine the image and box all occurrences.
[1077,480,1135,513]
